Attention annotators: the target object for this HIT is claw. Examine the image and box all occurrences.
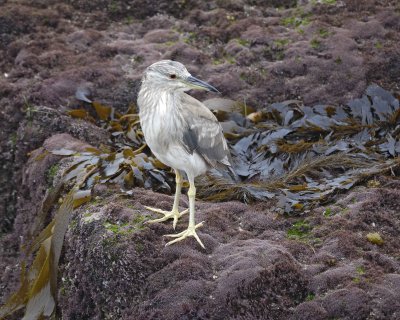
[164,221,205,248]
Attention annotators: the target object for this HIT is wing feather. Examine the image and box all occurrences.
[180,94,231,168]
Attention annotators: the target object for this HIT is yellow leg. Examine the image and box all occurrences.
[164,176,205,249]
[145,169,188,229]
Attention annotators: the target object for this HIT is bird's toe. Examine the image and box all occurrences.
[144,206,187,227]
[163,222,206,248]
[178,208,189,217]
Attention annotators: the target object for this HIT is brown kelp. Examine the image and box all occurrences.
[0,185,91,319]
[199,85,400,212]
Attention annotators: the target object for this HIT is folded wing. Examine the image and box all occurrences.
[180,94,231,168]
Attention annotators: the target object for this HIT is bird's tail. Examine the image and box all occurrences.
[228,165,241,183]
[215,163,240,183]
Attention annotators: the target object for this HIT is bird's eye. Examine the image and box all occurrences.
[169,74,177,79]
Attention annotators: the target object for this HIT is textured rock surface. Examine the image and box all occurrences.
[1,0,400,319]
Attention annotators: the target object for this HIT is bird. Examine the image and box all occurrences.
[138,60,232,248]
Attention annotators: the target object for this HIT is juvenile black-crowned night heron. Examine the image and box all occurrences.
[138,60,231,248]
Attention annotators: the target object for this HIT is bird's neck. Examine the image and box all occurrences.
[138,85,186,149]
[138,85,183,115]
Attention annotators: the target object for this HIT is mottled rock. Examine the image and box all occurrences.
[1,1,400,319]
[321,287,371,320]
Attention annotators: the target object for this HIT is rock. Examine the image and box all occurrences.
[290,301,328,320]
[1,1,400,319]
[320,287,371,319]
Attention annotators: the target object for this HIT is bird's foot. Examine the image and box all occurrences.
[164,222,205,249]
[144,206,189,229]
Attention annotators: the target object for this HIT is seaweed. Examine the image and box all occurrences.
[58,146,173,194]
[199,84,400,212]
[0,184,91,320]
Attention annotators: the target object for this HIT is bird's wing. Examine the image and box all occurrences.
[179,93,231,168]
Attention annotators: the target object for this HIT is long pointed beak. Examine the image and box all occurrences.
[186,76,220,93]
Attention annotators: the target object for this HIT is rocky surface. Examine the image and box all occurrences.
[1,0,400,319]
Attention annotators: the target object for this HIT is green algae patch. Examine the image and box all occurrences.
[366,232,384,246]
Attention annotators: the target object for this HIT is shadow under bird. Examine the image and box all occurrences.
[138,60,232,248]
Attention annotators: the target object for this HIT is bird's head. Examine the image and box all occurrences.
[142,60,220,93]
